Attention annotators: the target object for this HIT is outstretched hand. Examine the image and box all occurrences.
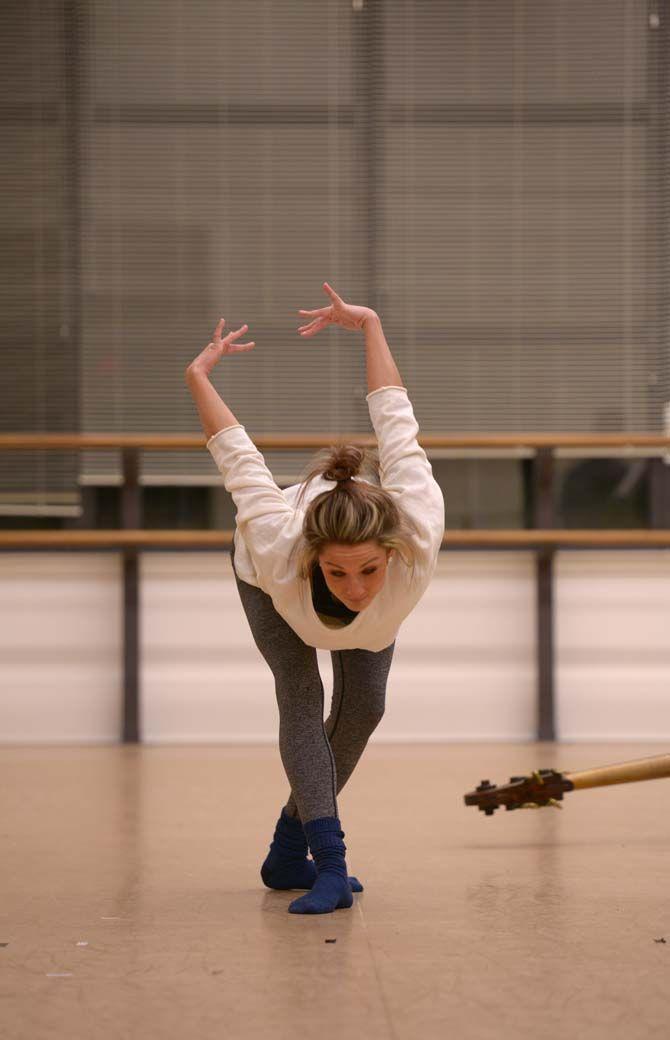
[297,282,376,336]
[186,318,255,379]
[187,283,375,382]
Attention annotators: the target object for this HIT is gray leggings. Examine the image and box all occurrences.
[231,551,395,825]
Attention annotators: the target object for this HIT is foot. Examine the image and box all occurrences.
[288,871,354,914]
[261,857,363,892]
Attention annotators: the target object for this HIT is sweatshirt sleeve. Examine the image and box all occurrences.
[206,424,298,577]
[366,386,445,565]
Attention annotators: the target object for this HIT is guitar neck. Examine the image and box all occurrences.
[565,753,670,790]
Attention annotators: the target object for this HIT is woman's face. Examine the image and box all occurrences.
[317,540,393,611]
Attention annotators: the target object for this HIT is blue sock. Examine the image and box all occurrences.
[261,809,363,892]
[288,816,355,915]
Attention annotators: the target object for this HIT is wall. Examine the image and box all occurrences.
[1,550,668,743]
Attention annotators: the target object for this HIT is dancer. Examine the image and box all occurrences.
[185,282,445,914]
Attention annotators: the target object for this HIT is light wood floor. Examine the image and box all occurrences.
[1,742,668,1040]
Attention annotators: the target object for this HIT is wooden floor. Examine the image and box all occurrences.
[1,741,668,1040]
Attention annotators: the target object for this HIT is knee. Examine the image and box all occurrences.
[357,700,386,733]
[273,665,321,707]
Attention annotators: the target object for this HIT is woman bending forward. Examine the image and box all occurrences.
[185,283,445,915]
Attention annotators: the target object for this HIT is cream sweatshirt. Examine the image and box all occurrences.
[205,385,445,651]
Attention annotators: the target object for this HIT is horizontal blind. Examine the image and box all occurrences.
[0,0,79,513]
[1,0,667,507]
[79,0,363,487]
[384,0,657,434]
[659,2,670,421]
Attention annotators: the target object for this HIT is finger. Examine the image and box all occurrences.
[298,307,330,317]
[229,341,255,352]
[298,316,322,331]
[297,318,321,332]
[214,317,226,338]
[299,318,327,337]
[226,324,249,340]
[323,282,341,300]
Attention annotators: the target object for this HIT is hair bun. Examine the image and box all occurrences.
[293,440,381,512]
[323,464,354,483]
[322,444,364,484]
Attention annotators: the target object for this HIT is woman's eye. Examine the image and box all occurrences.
[329,568,377,578]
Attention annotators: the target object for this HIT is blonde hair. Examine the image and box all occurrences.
[289,442,422,581]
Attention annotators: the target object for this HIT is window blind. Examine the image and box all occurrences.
[1,0,667,511]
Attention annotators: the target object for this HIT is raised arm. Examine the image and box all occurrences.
[185,316,297,583]
[186,368,240,439]
[297,281,404,394]
[362,313,403,393]
[185,318,254,438]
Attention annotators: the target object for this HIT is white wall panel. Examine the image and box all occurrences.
[140,551,537,743]
[141,551,278,742]
[381,552,537,741]
[556,550,670,740]
[0,553,122,741]
[2,549,669,744]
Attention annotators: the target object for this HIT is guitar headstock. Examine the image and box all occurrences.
[464,768,575,815]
